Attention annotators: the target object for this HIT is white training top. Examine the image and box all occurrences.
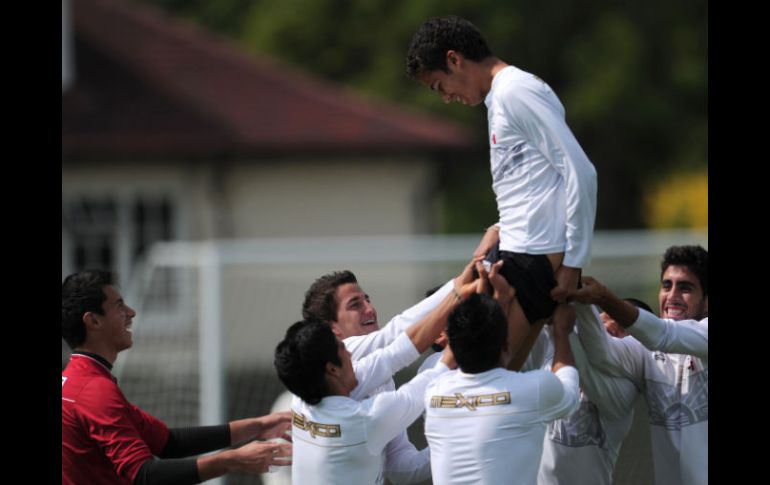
[534,328,640,485]
[575,304,708,485]
[345,279,453,483]
[424,366,580,485]
[291,362,450,485]
[485,65,597,268]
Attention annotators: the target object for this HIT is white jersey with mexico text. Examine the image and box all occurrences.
[345,279,453,483]
[424,366,579,485]
[485,65,597,268]
[575,303,708,485]
[291,362,450,485]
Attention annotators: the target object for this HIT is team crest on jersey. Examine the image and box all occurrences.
[430,391,511,411]
[292,411,341,439]
[646,370,708,430]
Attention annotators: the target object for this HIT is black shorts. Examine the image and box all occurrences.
[485,245,557,325]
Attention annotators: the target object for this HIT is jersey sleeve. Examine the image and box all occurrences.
[628,311,708,359]
[574,303,647,386]
[536,367,580,422]
[349,332,420,401]
[568,333,640,422]
[363,364,450,454]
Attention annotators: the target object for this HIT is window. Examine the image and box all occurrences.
[62,195,176,280]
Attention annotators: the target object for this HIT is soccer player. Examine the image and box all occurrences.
[300,260,478,483]
[571,245,708,485]
[424,263,580,484]
[62,269,292,485]
[536,299,653,485]
[406,15,598,370]
[274,316,458,484]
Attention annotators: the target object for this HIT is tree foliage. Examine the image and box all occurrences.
[139,0,707,230]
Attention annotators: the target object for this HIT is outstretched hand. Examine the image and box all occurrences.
[569,276,607,305]
[252,411,292,442]
[454,257,483,300]
[230,440,292,474]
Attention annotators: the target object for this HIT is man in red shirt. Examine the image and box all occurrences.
[62,269,292,484]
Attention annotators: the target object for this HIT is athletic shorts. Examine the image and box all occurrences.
[485,245,557,325]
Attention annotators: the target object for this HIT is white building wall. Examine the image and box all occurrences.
[224,157,436,237]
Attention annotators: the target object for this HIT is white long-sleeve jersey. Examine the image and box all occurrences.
[575,303,708,485]
[485,65,597,268]
[344,279,454,483]
[291,362,450,485]
[532,327,640,485]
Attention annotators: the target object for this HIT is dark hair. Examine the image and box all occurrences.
[302,271,358,323]
[661,245,708,297]
[623,298,653,314]
[406,15,493,79]
[447,293,507,373]
[274,320,342,405]
[62,269,116,349]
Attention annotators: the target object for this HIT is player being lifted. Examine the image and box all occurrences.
[406,15,598,368]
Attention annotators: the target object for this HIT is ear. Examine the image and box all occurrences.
[446,50,462,71]
[82,312,101,331]
[325,361,340,378]
[330,323,344,340]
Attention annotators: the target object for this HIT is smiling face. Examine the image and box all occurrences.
[659,265,708,321]
[418,51,489,106]
[87,285,136,356]
[330,283,379,339]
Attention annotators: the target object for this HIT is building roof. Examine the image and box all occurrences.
[62,0,475,158]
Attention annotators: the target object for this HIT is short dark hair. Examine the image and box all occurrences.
[623,298,653,314]
[661,245,708,297]
[406,15,492,79]
[447,293,507,373]
[62,269,116,349]
[274,319,342,405]
[302,271,358,323]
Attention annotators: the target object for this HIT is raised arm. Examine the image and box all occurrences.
[627,311,708,359]
[572,276,708,358]
[568,333,640,422]
[363,361,452,454]
[572,302,646,386]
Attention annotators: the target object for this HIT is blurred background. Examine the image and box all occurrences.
[62,0,707,483]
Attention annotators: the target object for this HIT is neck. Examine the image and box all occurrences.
[477,57,509,98]
[74,344,118,365]
[487,57,509,78]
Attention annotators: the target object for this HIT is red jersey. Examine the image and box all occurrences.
[62,353,170,485]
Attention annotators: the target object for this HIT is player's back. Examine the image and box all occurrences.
[290,395,386,485]
[425,367,577,485]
